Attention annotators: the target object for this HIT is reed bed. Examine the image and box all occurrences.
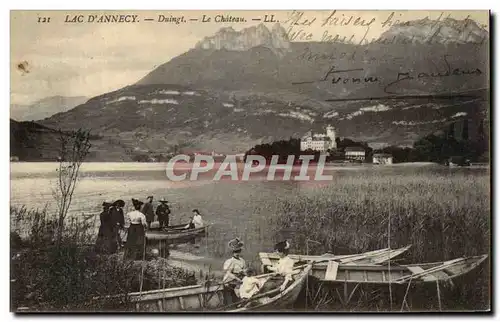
[267,171,490,311]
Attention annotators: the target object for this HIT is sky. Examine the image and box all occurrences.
[10,10,489,105]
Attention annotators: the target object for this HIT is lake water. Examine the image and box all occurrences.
[10,162,489,266]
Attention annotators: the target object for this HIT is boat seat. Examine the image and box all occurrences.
[324,261,339,281]
[407,266,437,281]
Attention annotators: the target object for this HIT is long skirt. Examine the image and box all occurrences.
[95,225,115,254]
[257,276,286,294]
[124,224,146,260]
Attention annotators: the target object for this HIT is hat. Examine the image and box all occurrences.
[274,240,290,252]
[102,202,112,208]
[147,195,154,199]
[159,198,168,203]
[192,209,200,214]
[228,238,244,252]
[113,199,125,207]
[132,198,144,208]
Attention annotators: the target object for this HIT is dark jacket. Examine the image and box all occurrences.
[142,203,155,222]
[156,204,171,218]
[110,207,124,227]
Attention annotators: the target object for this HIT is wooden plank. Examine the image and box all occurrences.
[157,299,163,311]
[407,266,437,281]
[259,253,273,266]
[407,266,425,274]
[324,261,339,281]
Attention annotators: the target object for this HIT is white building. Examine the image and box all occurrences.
[345,146,366,161]
[300,125,337,152]
[373,153,393,165]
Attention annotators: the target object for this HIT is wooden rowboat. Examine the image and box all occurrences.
[259,245,411,268]
[146,224,209,242]
[121,264,312,312]
[306,254,487,285]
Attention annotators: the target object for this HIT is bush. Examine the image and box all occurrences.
[10,207,197,311]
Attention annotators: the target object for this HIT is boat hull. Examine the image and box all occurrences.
[259,245,411,269]
[307,255,488,285]
[125,265,312,312]
[145,225,208,242]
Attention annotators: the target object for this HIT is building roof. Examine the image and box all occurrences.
[373,153,393,158]
[345,146,366,152]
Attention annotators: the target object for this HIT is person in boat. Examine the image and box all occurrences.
[141,195,155,230]
[110,199,125,249]
[222,238,247,305]
[237,267,265,300]
[259,240,295,293]
[124,198,148,260]
[185,209,204,229]
[156,198,171,229]
[95,201,113,253]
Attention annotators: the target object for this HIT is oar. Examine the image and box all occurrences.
[216,288,282,311]
[394,258,464,283]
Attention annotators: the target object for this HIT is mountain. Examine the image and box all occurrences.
[379,17,488,45]
[39,19,489,157]
[10,119,131,161]
[195,23,290,56]
[10,96,88,121]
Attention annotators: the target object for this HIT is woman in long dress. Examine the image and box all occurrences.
[95,202,113,253]
[110,199,125,249]
[222,238,247,305]
[258,240,295,293]
[123,199,148,260]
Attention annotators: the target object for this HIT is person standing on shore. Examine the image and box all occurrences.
[111,199,125,249]
[156,198,171,228]
[141,196,155,229]
[95,202,113,254]
[222,238,247,305]
[124,199,148,260]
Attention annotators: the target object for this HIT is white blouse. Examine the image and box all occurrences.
[268,256,295,277]
[126,210,147,226]
[222,256,246,283]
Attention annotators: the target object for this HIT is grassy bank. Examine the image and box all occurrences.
[268,171,490,311]
[10,207,196,311]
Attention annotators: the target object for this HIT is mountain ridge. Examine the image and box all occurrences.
[35,17,489,158]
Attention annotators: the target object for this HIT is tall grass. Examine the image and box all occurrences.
[267,171,490,311]
[10,207,196,311]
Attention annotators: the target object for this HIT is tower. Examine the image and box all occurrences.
[326,125,336,149]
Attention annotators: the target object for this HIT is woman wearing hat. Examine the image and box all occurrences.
[155,198,171,229]
[124,199,148,260]
[95,201,113,253]
[222,238,247,305]
[259,240,295,294]
[110,199,125,250]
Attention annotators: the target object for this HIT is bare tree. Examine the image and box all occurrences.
[54,129,92,246]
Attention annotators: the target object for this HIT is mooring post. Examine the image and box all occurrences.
[436,280,442,311]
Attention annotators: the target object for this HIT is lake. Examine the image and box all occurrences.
[10,162,489,266]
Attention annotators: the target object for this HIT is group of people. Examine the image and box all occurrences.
[95,194,205,260]
[222,238,296,306]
